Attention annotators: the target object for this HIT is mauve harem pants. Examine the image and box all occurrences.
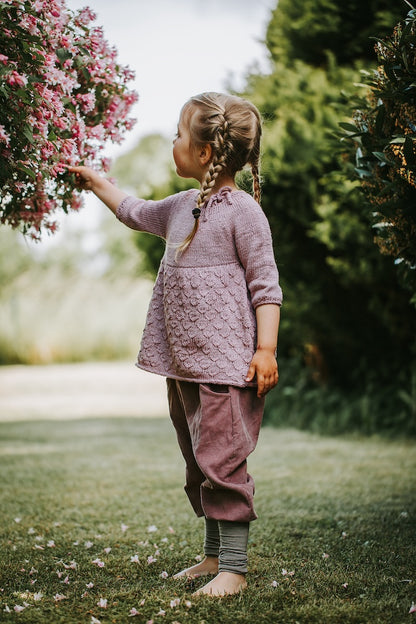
[166,379,265,523]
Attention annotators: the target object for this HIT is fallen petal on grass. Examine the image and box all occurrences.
[54,594,66,602]
[170,598,180,608]
[14,605,25,612]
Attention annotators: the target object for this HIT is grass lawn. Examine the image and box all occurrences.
[0,417,415,623]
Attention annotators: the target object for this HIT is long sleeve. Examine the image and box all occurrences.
[116,189,197,239]
[233,199,283,309]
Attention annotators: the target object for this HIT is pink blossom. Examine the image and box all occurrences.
[19,14,40,35]
[76,92,96,113]
[129,608,140,616]
[0,125,10,146]
[92,558,105,568]
[7,71,28,87]
[410,603,416,614]
[0,0,137,236]
[97,598,107,608]
[76,7,97,25]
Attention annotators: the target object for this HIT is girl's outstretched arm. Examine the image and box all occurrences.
[68,165,128,215]
[245,303,280,398]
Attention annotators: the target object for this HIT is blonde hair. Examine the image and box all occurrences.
[177,92,262,255]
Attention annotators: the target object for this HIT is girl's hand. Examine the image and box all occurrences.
[67,165,127,215]
[67,165,101,191]
[245,349,279,398]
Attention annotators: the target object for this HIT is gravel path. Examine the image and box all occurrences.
[0,361,168,421]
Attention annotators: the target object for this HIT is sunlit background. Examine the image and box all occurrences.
[66,0,275,151]
[0,0,277,418]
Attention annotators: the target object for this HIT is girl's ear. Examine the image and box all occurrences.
[198,144,212,166]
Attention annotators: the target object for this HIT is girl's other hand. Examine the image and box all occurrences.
[245,349,279,398]
[67,165,100,191]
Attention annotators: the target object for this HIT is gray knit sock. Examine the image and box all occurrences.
[218,520,249,575]
[204,517,220,557]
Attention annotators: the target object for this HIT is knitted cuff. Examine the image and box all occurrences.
[218,520,249,575]
[204,518,220,557]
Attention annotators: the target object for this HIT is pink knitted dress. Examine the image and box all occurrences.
[116,187,282,387]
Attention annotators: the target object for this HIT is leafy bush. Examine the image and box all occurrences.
[343,8,416,302]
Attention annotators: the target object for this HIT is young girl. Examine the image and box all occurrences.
[69,91,282,596]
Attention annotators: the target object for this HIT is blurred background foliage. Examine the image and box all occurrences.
[1,0,415,435]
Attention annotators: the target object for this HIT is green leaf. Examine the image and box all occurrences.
[16,164,36,180]
[339,122,360,133]
[56,48,72,63]
[372,151,390,163]
[22,125,34,144]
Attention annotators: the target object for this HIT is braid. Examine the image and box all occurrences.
[251,162,261,204]
[197,117,231,208]
[177,117,231,256]
[176,92,262,257]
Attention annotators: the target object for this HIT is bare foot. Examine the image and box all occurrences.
[173,555,219,579]
[192,571,247,596]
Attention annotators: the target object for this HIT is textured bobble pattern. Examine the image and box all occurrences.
[116,187,282,386]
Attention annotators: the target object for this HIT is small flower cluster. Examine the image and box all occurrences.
[0,0,137,239]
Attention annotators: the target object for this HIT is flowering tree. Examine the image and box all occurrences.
[0,0,137,239]
[343,7,416,300]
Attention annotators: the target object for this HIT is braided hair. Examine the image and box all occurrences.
[177,92,262,255]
